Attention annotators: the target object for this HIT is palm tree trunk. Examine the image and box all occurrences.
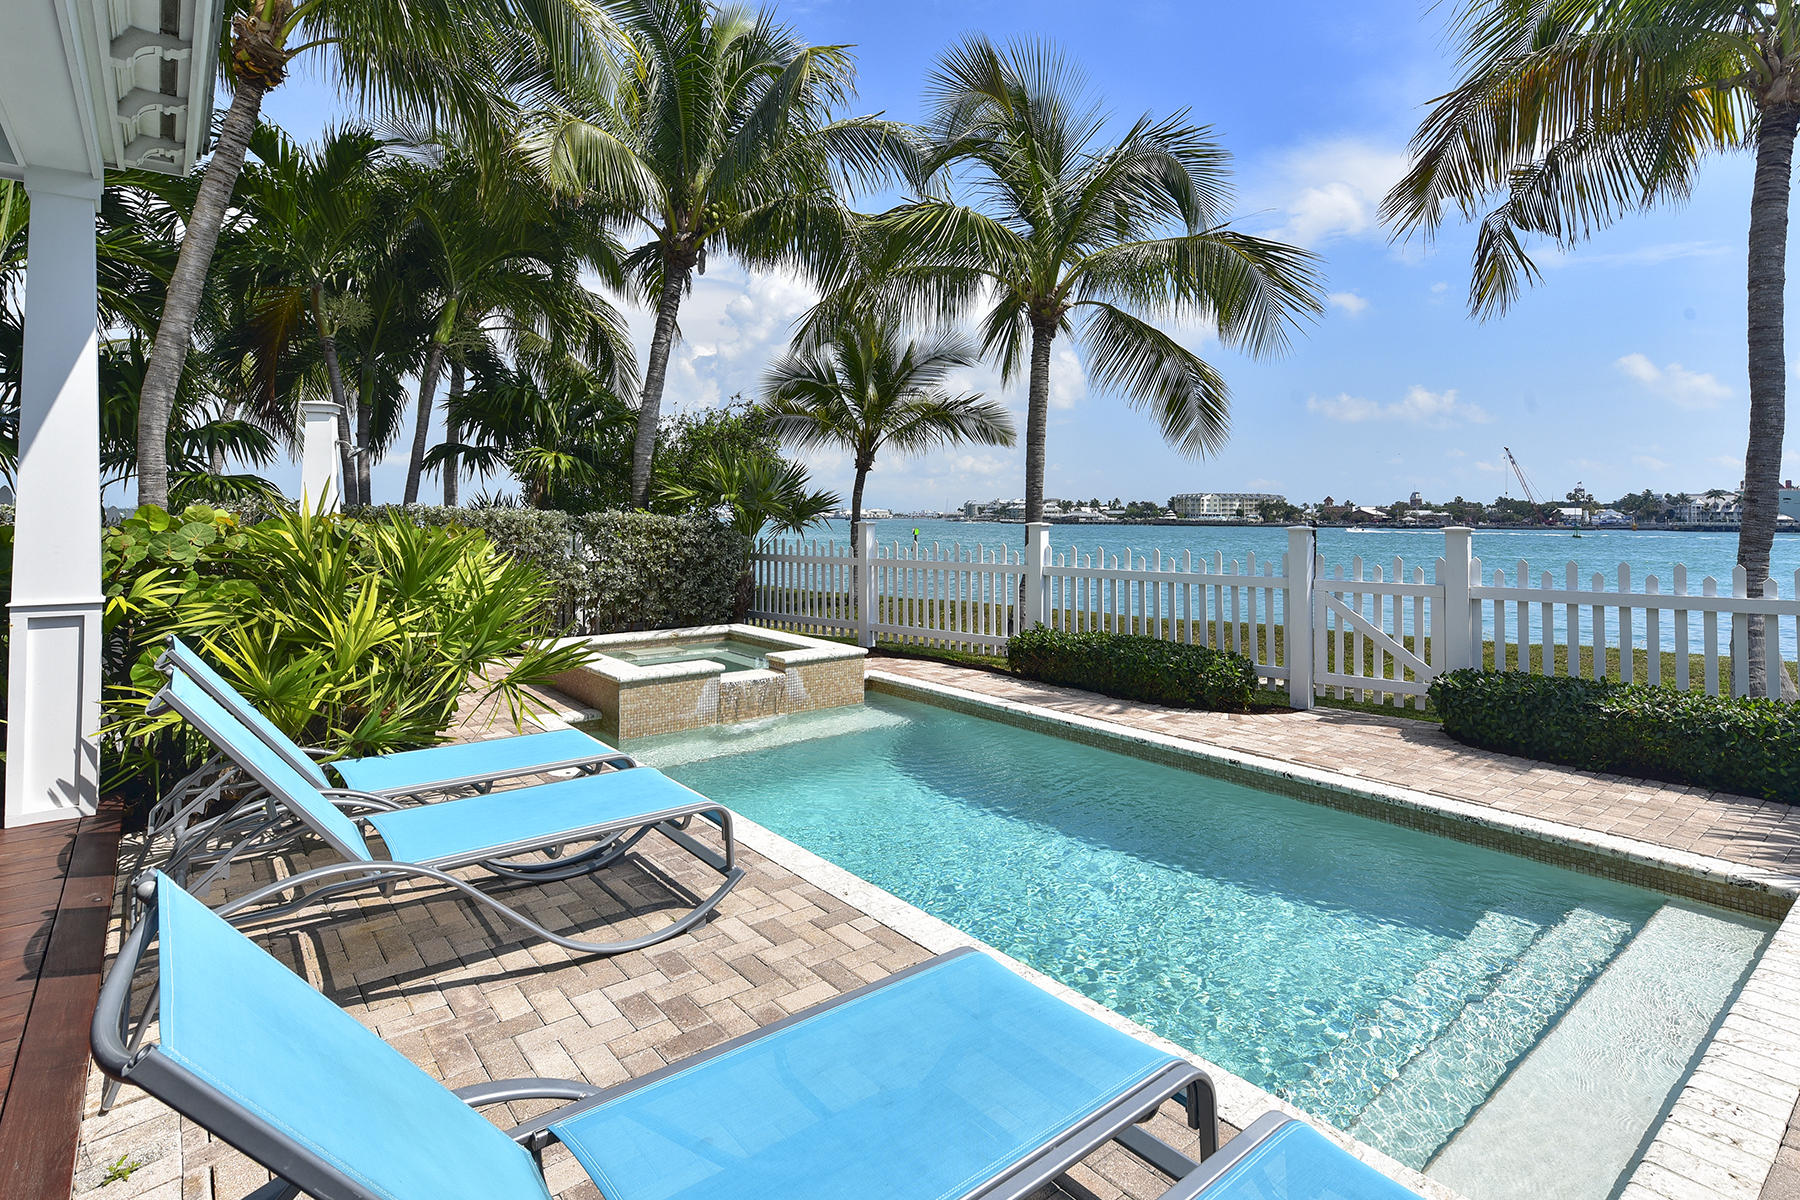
[207,399,240,475]
[632,257,689,508]
[849,464,869,551]
[403,340,445,504]
[1741,100,1798,695]
[1023,319,1055,525]
[354,386,374,507]
[444,359,463,507]
[335,398,357,507]
[136,79,267,511]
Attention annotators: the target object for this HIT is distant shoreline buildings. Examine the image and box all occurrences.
[1169,492,1284,519]
[924,481,1800,530]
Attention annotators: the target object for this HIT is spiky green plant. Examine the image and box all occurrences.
[103,504,590,805]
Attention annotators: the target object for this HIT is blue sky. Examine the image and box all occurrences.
[254,0,1790,511]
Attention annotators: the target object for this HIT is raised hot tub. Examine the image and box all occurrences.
[547,624,866,739]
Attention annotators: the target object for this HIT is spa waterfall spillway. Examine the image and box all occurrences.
[548,625,866,739]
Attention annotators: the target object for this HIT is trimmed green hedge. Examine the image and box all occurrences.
[382,506,749,633]
[1007,626,1257,711]
[1428,669,1800,801]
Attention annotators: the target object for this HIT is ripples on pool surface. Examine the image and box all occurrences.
[629,694,1771,1200]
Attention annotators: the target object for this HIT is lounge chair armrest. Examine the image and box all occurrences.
[453,1078,604,1108]
[1145,1112,1292,1200]
[317,788,405,813]
[455,1077,605,1145]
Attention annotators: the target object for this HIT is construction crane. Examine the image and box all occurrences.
[1502,446,1543,507]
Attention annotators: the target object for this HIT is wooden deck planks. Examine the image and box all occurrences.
[0,802,124,1200]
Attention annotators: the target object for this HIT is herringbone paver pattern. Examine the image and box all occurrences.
[71,686,1222,1200]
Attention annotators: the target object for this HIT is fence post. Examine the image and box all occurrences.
[1285,526,1316,709]
[298,400,343,513]
[1022,522,1050,632]
[855,522,877,648]
[1441,527,1476,672]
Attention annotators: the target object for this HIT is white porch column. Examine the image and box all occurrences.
[5,170,103,826]
[298,400,344,513]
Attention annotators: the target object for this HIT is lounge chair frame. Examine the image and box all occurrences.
[157,639,617,800]
[93,884,1231,1200]
[144,678,744,960]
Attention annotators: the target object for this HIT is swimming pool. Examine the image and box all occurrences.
[628,692,1773,1200]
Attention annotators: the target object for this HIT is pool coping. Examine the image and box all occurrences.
[861,669,1800,1200]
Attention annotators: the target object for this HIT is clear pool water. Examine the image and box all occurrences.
[628,694,1773,1200]
[606,638,767,671]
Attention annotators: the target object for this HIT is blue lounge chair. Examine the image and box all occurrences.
[147,666,743,959]
[162,636,618,800]
[94,873,1423,1200]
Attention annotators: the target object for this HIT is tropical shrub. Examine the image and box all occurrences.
[1007,626,1257,712]
[1428,669,1800,802]
[390,506,749,632]
[103,504,590,806]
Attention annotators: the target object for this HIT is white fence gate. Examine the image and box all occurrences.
[751,524,1800,707]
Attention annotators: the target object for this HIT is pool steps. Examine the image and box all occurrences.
[1286,910,1540,1129]
[1348,905,1635,1167]
[1428,903,1772,1200]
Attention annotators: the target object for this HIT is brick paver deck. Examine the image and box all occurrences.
[68,664,1800,1200]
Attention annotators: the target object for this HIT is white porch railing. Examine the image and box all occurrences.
[750,524,1800,707]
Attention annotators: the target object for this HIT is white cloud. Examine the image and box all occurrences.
[1306,385,1491,427]
[1546,241,1730,270]
[1615,353,1731,410]
[1252,139,1410,248]
[1430,281,1448,294]
[1328,291,1369,316]
[1633,454,1671,471]
[1049,343,1087,410]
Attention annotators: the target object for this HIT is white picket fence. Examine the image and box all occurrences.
[750,524,1800,708]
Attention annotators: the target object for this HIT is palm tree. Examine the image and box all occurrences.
[1382,0,1796,691]
[660,449,838,539]
[855,36,1322,526]
[759,319,1015,545]
[526,0,909,508]
[230,124,388,502]
[433,341,637,509]
[391,141,635,504]
[132,0,612,510]
[2,175,286,498]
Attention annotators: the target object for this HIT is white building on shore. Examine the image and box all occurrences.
[1675,496,1743,526]
[1170,492,1285,519]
